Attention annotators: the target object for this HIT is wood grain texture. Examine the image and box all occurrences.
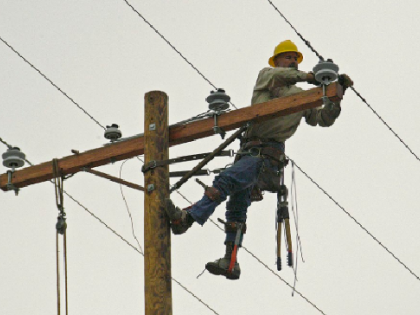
[143,91,172,315]
[0,83,343,191]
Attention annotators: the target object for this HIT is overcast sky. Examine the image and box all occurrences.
[1,1,420,314]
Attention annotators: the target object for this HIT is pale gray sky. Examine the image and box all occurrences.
[1,1,420,314]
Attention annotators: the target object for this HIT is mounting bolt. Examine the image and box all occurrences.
[149,124,156,131]
[147,184,155,192]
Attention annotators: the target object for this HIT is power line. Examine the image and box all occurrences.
[120,0,238,110]
[65,190,220,315]
[119,159,144,254]
[289,156,420,282]
[0,140,219,315]
[266,0,324,61]
[350,86,420,162]
[265,0,420,163]
[0,35,106,131]
[173,190,326,314]
[0,137,13,149]
[241,247,326,314]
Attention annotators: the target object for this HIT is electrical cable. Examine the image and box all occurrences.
[288,156,420,282]
[0,139,219,315]
[0,35,106,131]
[265,0,420,162]
[350,86,420,162]
[64,190,220,315]
[0,137,13,149]
[120,0,238,110]
[173,190,326,315]
[266,0,324,61]
[119,159,144,254]
[290,161,304,297]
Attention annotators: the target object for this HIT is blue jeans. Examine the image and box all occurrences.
[188,141,285,244]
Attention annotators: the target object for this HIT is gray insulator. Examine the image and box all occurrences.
[2,147,25,169]
[206,88,230,111]
[104,124,122,141]
[313,59,339,85]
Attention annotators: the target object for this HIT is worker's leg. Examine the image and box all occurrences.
[224,187,251,244]
[165,156,262,234]
[189,155,262,224]
[204,188,251,280]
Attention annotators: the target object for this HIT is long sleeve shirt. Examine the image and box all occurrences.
[245,67,341,143]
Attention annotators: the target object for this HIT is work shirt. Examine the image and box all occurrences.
[245,67,341,143]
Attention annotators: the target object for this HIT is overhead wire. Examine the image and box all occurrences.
[172,188,327,315]
[266,0,324,61]
[0,35,106,131]
[264,0,420,281]
[119,158,144,254]
[288,156,420,282]
[0,137,13,149]
[350,86,420,162]
[265,0,420,163]
[0,140,220,315]
[120,0,238,110]
[65,190,221,315]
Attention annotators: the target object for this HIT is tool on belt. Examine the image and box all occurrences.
[276,173,293,271]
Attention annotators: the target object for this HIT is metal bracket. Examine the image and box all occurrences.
[147,184,155,192]
[149,124,156,131]
[213,111,226,139]
[142,150,233,173]
[6,170,19,196]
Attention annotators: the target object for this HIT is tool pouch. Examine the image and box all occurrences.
[256,164,282,193]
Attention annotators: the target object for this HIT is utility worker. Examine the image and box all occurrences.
[165,40,353,280]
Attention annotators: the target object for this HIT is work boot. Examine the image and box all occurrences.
[164,198,194,235]
[205,241,240,280]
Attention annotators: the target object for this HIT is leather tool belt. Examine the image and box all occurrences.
[240,140,286,166]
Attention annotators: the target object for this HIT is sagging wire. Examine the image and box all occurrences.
[0,35,106,131]
[119,158,144,255]
[288,156,420,282]
[265,0,419,162]
[290,160,305,296]
[120,0,238,110]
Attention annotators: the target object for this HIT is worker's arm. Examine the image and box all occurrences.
[304,74,353,127]
[304,100,341,127]
[253,67,312,92]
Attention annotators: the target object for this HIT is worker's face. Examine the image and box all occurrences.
[274,52,299,69]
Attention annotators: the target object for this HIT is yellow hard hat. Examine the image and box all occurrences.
[268,40,303,67]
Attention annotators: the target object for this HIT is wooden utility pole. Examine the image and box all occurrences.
[143,91,172,314]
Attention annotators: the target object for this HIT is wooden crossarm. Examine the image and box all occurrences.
[0,83,343,191]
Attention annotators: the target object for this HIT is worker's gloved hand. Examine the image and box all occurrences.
[322,96,341,118]
[338,74,353,88]
[306,72,321,86]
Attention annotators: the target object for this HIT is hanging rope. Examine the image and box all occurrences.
[53,159,68,315]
